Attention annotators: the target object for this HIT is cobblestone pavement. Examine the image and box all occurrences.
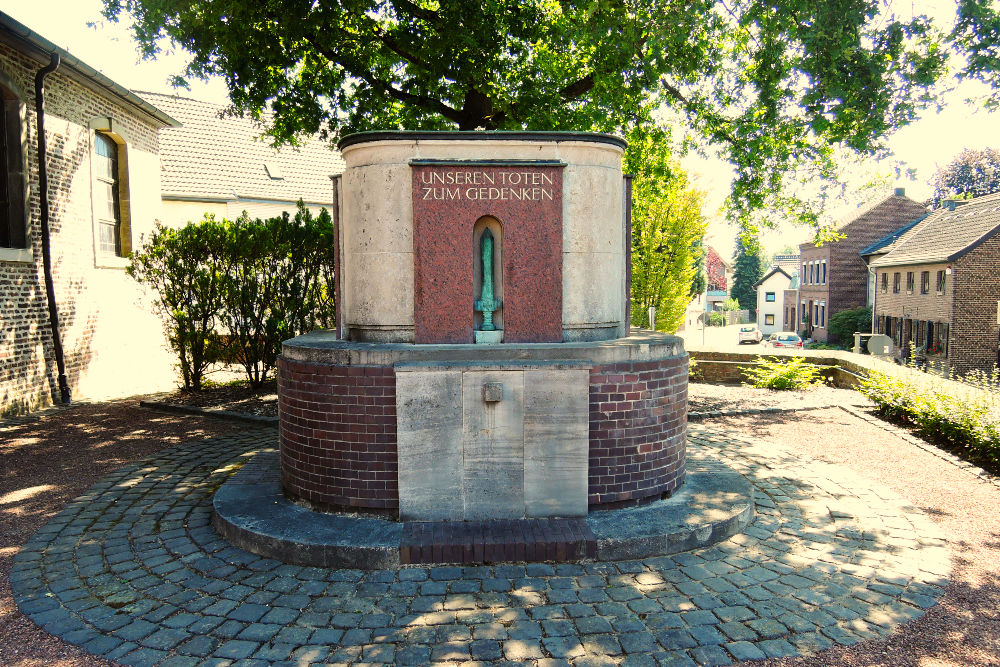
[11,425,950,667]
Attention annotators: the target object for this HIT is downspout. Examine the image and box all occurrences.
[35,53,70,404]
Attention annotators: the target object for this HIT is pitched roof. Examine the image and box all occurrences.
[0,12,178,128]
[870,192,1000,267]
[828,191,925,232]
[859,214,929,258]
[754,266,793,289]
[138,92,344,204]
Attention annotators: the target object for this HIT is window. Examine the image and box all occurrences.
[1,82,26,251]
[906,271,914,293]
[893,272,901,293]
[94,133,122,255]
[821,261,827,284]
[801,300,807,323]
[765,314,774,326]
[881,272,888,292]
[809,263,814,284]
[765,292,775,302]
[936,270,946,293]
[820,302,826,327]
[802,263,807,283]
[814,303,820,325]
[920,271,930,294]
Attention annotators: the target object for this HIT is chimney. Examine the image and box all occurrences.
[894,187,905,197]
[944,199,970,211]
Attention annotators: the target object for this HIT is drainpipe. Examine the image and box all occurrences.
[35,52,71,404]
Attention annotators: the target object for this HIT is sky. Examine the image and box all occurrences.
[4,0,999,258]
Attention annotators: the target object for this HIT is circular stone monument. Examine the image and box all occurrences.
[277,131,689,522]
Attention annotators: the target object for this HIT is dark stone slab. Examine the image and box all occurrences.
[213,452,753,568]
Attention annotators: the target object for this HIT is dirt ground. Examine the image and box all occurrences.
[1,394,998,666]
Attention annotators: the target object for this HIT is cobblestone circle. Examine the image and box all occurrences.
[11,424,950,667]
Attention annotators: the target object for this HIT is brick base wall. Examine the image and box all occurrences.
[278,352,689,517]
[278,358,398,513]
[588,358,688,508]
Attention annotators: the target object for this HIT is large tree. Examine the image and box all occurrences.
[625,128,706,333]
[930,147,1000,207]
[101,0,998,224]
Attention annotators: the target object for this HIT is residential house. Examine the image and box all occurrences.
[798,189,927,342]
[754,267,794,335]
[1,12,180,414]
[138,92,343,226]
[868,193,1000,375]
[705,245,731,311]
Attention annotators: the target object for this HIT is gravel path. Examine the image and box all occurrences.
[688,383,871,415]
[1,393,998,666]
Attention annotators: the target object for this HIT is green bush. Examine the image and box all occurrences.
[827,306,872,345]
[129,204,336,389]
[742,356,830,390]
[127,219,228,391]
[707,311,726,326]
[858,369,1000,466]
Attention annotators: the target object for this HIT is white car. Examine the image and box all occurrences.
[738,326,763,344]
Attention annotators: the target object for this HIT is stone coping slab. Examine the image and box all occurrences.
[282,329,685,365]
[12,425,950,667]
[211,452,754,569]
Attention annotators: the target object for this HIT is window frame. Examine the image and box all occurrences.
[936,270,946,294]
[821,260,827,284]
[881,272,888,292]
[764,314,775,326]
[765,291,775,302]
[920,271,930,295]
[0,76,30,263]
[906,271,914,293]
[88,120,132,269]
[893,272,901,294]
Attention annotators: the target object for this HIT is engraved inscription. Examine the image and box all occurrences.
[419,169,555,201]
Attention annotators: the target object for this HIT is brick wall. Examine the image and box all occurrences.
[588,357,687,508]
[951,235,1000,374]
[799,195,927,343]
[278,358,398,513]
[0,45,175,415]
[873,261,953,323]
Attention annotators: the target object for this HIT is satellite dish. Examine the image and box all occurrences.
[867,334,893,356]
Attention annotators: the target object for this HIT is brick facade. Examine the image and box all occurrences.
[0,43,175,415]
[798,195,927,343]
[588,357,687,509]
[278,358,398,513]
[951,235,1000,373]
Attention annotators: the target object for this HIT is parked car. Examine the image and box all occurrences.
[764,332,803,349]
[737,326,763,344]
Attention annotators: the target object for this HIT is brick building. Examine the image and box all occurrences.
[869,193,1000,375]
[797,189,927,343]
[0,13,179,414]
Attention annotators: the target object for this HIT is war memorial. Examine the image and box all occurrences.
[210,131,755,567]
[11,132,952,666]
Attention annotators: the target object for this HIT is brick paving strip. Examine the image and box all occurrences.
[10,424,949,666]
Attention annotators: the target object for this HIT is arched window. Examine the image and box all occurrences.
[1,79,26,251]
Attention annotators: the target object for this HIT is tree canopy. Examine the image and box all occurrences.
[930,147,1000,207]
[730,235,763,312]
[103,0,1000,224]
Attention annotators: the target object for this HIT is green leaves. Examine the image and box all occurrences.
[128,205,335,389]
[104,0,984,233]
[743,356,829,390]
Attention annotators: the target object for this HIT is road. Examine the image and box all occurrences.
[678,322,767,352]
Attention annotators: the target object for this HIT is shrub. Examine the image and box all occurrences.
[742,356,829,390]
[827,306,872,345]
[130,204,335,389]
[858,369,1000,466]
[707,311,726,326]
[127,219,228,391]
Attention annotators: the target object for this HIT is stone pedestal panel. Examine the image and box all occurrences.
[395,364,589,521]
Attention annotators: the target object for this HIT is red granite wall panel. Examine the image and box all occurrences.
[411,164,563,344]
[588,357,688,508]
[278,358,399,514]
